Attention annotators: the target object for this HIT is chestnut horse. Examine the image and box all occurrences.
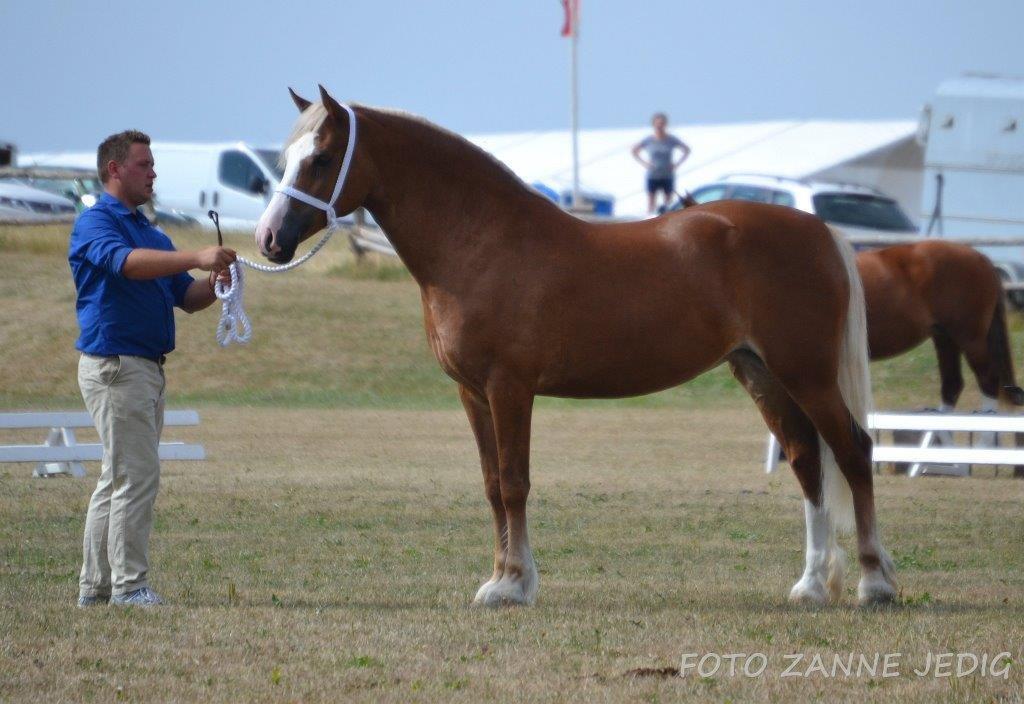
[859,240,1023,410]
[254,86,897,607]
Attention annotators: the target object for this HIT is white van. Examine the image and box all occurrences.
[149,142,282,231]
[20,142,284,232]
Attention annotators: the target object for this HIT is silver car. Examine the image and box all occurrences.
[688,174,918,235]
[0,181,77,221]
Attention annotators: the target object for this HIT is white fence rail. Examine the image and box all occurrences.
[766,412,1024,478]
[0,409,205,478]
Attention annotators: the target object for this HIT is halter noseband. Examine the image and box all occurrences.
[276,103,358,230]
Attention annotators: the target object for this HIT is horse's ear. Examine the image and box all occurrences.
[289,87,312,113]
[318,84,347,124]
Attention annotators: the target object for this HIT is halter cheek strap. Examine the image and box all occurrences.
[276,103,358,230]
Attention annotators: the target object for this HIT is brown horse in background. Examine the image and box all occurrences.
[859,240,1024,410]
[253,85,898,607]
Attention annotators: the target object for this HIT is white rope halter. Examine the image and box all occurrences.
[214,103,358,346]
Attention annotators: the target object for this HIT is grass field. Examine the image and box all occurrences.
[2,224,1023,702]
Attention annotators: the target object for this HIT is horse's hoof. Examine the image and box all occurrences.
[858,581,897,606]
[472,578,500,605]
[1004,385,1024,406]
[789,577,830,606]
[478,578,531,608]
[858,549,899,606]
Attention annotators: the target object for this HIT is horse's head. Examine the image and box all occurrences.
[256,85,371,263]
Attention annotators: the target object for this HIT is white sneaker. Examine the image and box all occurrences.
[110,587,163,607]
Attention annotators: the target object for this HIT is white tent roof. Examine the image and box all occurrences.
[19,119,918,219]
[467,120,917,217]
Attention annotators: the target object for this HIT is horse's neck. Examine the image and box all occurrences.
[361,116,564,285]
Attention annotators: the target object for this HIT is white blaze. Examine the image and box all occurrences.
[254,132,317,253]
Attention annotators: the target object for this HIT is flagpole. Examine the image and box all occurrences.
[569,0,580,211]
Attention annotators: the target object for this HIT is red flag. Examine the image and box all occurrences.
[560,0,577,37]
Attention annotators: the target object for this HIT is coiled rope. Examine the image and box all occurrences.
[212,223,338,346]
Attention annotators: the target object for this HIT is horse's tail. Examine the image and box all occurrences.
[987,294,1024,405]
[822,228,873,534]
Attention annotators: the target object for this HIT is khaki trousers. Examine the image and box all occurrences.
[78,354,165,597]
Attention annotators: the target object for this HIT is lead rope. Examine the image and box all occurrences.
[211,101,358,347]
[210,210,338,346]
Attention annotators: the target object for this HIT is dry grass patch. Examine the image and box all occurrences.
[2,405,1022,702]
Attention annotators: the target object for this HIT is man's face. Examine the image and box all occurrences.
[112,143,156,207]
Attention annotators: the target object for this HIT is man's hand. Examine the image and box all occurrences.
[212,268,232,284]
[182,268,232,314]
[208,268,232,290]
[194,246,237,272]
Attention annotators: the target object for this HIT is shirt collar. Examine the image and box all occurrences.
[99,192,150,223]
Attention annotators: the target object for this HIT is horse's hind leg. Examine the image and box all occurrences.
[786,386,898,605]
[931,328,965,409]
[458,385,509,604]
[959,337,1001,410]
[728,349,845,604]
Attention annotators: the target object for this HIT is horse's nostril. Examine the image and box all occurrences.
[263,232,274,251]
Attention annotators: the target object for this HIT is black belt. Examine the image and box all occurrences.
[86,353,167,366]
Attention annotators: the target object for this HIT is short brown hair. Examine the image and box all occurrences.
[97,130,151,183]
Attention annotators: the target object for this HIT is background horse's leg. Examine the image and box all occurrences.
[789,388,898,605]
[459,385,508,604]
[728,350,844,604]
[477,376,537,606]
[931,329,965,410]
[960,337,1001,409]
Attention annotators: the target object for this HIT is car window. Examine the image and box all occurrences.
[729,185,774,203]
[219,151,266,194]
[255,149,285,182]
[691,185,728,204]
[26,178,79,201]
[771,190,795,207]
[811,193,916,232]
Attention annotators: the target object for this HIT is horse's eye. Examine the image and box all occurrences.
[309,153,330,177]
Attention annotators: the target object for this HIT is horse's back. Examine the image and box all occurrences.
[665,200,851,315]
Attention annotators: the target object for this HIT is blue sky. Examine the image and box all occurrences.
[3,0,1022,152]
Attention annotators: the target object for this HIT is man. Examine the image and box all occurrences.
[69,130,236,607]
[631,112,691,214]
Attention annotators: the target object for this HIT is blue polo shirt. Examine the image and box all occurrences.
[69,193,195,358]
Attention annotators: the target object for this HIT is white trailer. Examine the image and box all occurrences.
[918,74,1024,302]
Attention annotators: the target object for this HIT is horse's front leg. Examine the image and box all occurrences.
[476,375,538,606]
[458,385,508,602]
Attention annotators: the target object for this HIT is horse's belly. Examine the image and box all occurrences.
[536,343,728,399]
[866,305,931,360]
